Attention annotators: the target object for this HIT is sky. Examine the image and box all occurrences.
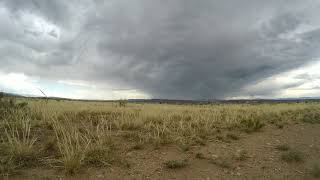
[0,0,320,100]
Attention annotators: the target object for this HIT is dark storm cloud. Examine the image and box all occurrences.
[0,0,320,99]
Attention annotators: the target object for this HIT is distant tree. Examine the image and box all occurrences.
[0,92,4,99]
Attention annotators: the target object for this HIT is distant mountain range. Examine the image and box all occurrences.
[1,91,320,103]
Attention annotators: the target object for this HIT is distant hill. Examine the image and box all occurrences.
[1,91,320,103]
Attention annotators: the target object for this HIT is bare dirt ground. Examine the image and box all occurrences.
[7,121,320,180]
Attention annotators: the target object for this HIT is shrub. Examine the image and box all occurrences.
[312,162,320,178]
[165,159,188,169]
[281,151,304,163]
[276,144,290,151]
[195,153,205,159]
[240,118,264,133]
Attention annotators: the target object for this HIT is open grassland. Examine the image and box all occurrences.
[1,96,320,179]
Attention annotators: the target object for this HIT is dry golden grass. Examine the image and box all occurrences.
[1,96,320,175]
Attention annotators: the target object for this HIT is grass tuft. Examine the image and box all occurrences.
[52,120,91,174]
[179,143,190,152]
[165,159,188,169]
[240,118,264,133]
[3,118,38,167]
[209,158,232,169]
[281,150,304,163]
[195,153,206,159]
[276,144,290,151]
[312,162,320,178]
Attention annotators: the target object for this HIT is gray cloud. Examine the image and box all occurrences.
[0,0,320,99]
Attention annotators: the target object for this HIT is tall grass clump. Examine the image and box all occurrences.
[3,117,38,167]
[52,119,91,174]
[0,96,38,173]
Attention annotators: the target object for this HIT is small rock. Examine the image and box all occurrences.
[309,144,314,148]
[97,174,104,179]
[211,154,219,159]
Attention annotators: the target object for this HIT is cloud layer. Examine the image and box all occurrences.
[1,0,320,99]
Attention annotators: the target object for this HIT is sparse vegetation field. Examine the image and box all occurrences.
[1,95,320,179]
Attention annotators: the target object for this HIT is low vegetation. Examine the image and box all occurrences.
[276,144,290,151]
[234,150,249,161]
[312,162,320,178]
[165,159,188,169]
[209,158,232,169]
[1,94,320,177]
[281,150,304,163]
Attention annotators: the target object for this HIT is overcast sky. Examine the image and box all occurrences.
[0,0,320,100]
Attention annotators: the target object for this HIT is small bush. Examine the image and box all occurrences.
[281,151,304,163]
[195,153,205,159]
[300,111,320,124]
[165,159,188,169]
[16,102,28,109]
[240,118,264,133]
[312,162,320,178]
[276,144,290,151]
